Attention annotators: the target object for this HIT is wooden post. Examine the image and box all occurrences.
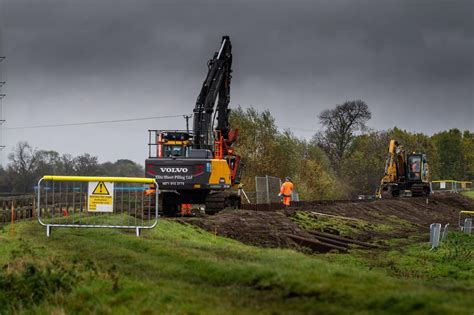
[32,196,36,218]
[10,200,14,238]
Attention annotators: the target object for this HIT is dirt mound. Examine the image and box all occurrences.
[176,194,473,251]
[292,193,474,227]
[177,209,312,249]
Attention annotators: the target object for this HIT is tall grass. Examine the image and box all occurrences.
[0,221,472,314]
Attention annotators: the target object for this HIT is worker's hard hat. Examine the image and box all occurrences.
[285,177,291,181]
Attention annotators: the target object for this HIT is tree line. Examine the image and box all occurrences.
[230,102,473,199]
[0,101,472,199]
[0,142,143,193]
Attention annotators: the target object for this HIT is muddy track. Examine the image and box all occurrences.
[174,193,474,253]
[290,194,473,227]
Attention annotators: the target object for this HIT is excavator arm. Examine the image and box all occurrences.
[193,35,233,150]
[383,140,405,183]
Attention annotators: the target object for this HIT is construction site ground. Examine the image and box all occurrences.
[175,193,474,252]
[1,192,473,314]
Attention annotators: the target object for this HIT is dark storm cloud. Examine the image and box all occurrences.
[6,0,473,81]
[0,0,473,163]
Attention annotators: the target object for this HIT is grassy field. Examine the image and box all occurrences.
[461,190,474,200]
[0,220,473,315]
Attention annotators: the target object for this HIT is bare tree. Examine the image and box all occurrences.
[7,142,38,192]
[8,142,38,175]
[0,142,145,193]
[314,100,371,166]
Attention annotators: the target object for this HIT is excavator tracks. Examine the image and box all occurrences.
[410,183,428,197]
[205,191,241,215]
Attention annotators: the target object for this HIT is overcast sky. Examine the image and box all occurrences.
[0,0,472,165]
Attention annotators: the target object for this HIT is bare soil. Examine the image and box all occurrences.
[174,193,474,252]
[291,194,473,227]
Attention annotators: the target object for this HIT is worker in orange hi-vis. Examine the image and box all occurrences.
[279,177,294,206]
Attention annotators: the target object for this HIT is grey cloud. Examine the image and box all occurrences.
[0,0,472,164]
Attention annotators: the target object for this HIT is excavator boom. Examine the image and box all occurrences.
[193,36,233,150]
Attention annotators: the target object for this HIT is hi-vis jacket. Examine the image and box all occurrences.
[280,181,294,197]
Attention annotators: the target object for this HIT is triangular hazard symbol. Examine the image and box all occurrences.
[92,181,110,195]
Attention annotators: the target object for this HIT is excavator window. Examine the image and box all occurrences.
[407,155,421,180]
[164,145,186,157]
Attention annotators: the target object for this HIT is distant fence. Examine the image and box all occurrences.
[0,195,35,226]
[238,176,301,210]
[255,176,299,205]
[256,176,282,204]
[431,180,472,193]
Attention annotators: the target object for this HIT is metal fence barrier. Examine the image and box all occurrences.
[431,180,472,193]
[256,175,283,205]
[463,219,472,235]
[37,176,158,237]
[250,175,301,210]
[459,210,474,233]
[430,223,442,249]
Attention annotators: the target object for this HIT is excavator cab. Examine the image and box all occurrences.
[166,146,186,157]
[377,140,431,198]
[407,154,422,181]
[149,130,191,158]
[407,154,429,183]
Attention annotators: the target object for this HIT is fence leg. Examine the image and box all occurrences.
[265,175,270,205]
[430,223,441,249]
[441,223,449,241]
[136,227,141,237]
[46,225,52,237]
[464,218,472,235]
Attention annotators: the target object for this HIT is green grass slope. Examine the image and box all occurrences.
[461,190,474,200]
[0,220,472,315]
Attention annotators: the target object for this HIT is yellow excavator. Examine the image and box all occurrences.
[376,140,431,198]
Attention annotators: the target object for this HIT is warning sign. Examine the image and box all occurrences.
[92,181,110,195]
[88,181,114,212]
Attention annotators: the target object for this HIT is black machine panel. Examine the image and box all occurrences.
[145,158,211,190]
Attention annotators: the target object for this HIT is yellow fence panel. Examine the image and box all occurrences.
[37,176,158,237]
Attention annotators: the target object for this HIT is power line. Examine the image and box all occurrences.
[4,114,190,130]
[3,110,317,134]
[278,125,317,133]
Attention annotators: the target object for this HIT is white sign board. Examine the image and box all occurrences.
[88,181,114,212]
[440,182,446,189]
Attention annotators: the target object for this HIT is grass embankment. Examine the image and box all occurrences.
[0,220,473,315]
[291,211,389,237]
[460,190,474,200]
[290,211,414,241]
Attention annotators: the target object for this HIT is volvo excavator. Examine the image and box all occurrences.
[376,140,431,198]
[145,36,243,215]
